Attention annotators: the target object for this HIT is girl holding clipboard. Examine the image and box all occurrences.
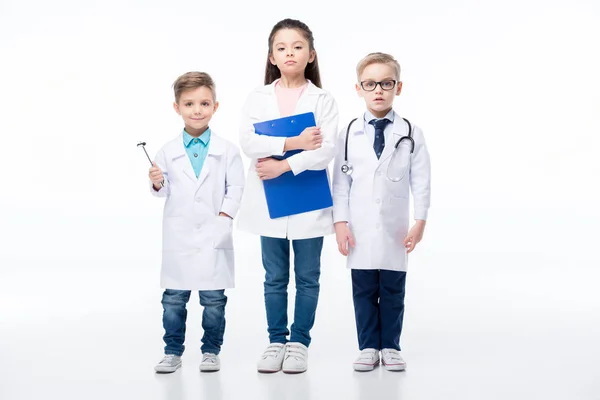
[237,18,339,374]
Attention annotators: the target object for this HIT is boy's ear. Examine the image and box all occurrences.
[213,101,220,112]
[396,81,403,96]
[173,102,181,114]
[355,82,364,97]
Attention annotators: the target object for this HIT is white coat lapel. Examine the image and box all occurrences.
[196,135,225,189]
[378,112,406,167]
[351,120,379,167]
[165,135,196,183]
[180,155,197,183]
[294,81,318,116]
[263,80,282,119]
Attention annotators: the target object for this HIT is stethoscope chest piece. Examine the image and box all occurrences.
[341,163,353,175]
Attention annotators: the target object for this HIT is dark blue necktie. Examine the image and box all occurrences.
[369,118,391,159]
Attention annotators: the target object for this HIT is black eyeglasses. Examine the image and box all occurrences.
[360,80,397,91]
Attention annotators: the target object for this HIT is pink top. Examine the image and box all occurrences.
[274,80,308,117]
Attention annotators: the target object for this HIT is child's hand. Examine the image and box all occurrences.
[149,162,164,187]
[256,158,289,180]
[296,127,322,150]
[335,222,355,256]
[403,220,426,253]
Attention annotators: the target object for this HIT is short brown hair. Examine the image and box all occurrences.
[172,72,216,103]
[356,52,401,81]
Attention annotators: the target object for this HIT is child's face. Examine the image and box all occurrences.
[173,86,219,136]
[269,28,315,78]
[356,63,402,117]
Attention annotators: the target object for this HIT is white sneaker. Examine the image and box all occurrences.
[199,353,220,372]
[381,349,406,371]
[353,348,380,371]
[282,342,308,374]
[257,343,286,373]
[154,354,182,373]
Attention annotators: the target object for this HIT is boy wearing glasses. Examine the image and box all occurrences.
[331,52,431,371]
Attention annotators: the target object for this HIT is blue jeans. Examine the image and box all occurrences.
[161,289,227,356]
[260,236,323,347]
[351,269,407,351]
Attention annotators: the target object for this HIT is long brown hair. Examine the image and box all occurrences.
[264,18,322,88]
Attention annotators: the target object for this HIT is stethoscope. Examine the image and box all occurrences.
[341,117,414,182]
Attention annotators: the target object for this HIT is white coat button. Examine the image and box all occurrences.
[196,225,202,229]
[377,171,383,176]
[375,199,381,204]
[376,223,381,229]
[196,198,201,203]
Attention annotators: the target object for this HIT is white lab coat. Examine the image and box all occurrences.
[236,79,339,239]
[151,132,245,290]
[332,111,431,271]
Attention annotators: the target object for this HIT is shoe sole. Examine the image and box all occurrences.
[257,368,281,373]
[382,362,406,371]
[353,360,380,372]
[200,367,220,372]
[282,369,306,374]
[155,363,182,373]
[282,364,307,374]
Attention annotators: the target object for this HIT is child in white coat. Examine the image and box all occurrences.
[237,18,339,374]
[332,53,431,372]
[148,72,245,374]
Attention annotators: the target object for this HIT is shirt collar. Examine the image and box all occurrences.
[264,78,325,95]
[183,128,211,147]
[364,109,395,124]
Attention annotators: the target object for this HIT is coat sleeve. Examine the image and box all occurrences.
[219,145,245,218]
[286,93,339,175]
[332,126,352,223]
[238,91,287,159]
[409,126,431,220]
[149,147,170,198]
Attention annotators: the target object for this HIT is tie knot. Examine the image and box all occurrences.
[369,118,391,131]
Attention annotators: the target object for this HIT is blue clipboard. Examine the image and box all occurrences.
[254,112,333,219]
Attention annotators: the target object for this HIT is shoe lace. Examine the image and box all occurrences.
[160,354,177,364]
[202,353,217,364]
[262,344,283,359]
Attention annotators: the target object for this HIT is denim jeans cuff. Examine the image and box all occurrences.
[165,350,183,357]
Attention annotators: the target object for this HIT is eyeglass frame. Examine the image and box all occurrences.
[359,79,398,92]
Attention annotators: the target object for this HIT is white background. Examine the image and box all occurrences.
[1,0,599,399]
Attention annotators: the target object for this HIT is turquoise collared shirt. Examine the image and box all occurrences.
[183,128,211,178]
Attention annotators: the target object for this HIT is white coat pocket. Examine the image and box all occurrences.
[386,142,412,183]
[213,216,234,249]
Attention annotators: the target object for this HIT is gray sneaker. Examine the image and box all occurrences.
[155,354,182,373]
[199,353,220,372]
